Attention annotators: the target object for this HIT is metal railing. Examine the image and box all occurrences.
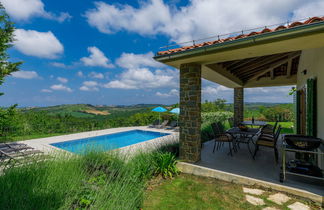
[158,15,324,52]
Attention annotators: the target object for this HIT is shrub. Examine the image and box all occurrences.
[126,152,156,181]
[159,143,180,157]
[0,151,155,209]
[201,112,233,143]
[153,152,179,178]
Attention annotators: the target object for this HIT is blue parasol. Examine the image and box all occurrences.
[152,106,167,123]
[152,106,167,112]
[170,108,180,125]
[170,108,180,114]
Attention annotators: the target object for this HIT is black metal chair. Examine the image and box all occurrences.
[253,125,282,163]
[211,122,235,156]
[261,121,279,137]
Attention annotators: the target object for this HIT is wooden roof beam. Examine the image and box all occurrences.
[247,52,300,81]
[286,58,292,78]
[232,53,290,76]
[222,59,242,68]
[227,57,261,72]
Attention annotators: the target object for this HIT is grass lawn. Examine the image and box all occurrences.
[268,122,294,134]
[144,174,319,210]
[1,133,72,142]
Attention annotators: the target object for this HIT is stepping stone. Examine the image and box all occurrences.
[288,202,310,210]
[268,193,291,205]
[243,187,265,195]
[246,195,265,206]
[263,207,279,210]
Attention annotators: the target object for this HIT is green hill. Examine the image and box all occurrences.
[20,104,164,119]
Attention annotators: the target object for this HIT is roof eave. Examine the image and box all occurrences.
[154,21,324,63]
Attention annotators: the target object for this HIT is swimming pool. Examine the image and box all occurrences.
[51,129,170,154]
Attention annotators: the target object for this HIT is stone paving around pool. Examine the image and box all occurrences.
[243,187,311,210]
[19,126,178,155]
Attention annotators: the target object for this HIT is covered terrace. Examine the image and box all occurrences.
[154,16,324,201]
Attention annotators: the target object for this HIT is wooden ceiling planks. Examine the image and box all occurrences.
[208,51,301,84]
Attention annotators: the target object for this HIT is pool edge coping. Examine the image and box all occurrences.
[19,126,178,155]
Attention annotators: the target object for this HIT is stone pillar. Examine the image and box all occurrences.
[234,87,244,126]
[179,63,201,163]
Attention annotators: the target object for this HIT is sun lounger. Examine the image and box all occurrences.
[148,120,160,128]
[156,120,169,129]
[0,143,33,151]
[0,143,44,169]
[165,121,178,130]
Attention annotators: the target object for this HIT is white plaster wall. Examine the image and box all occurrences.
[297,47,324,167]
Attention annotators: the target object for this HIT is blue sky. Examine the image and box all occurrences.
[1,0,322,107]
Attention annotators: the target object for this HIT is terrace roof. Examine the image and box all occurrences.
[156,16,324,56]
[154,16,324,88]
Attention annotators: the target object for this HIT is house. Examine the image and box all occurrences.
[154,16,324,169]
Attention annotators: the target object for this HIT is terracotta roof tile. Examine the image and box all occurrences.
[157,16,324,56]
[260,28,272,33]
[274,25,287,31]
[288,21,303,28]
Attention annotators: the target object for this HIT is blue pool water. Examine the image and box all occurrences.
[51,130,170,154]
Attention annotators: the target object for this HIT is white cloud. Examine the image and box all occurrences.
[50,84,72,92]
[80,46,114,68]
[156,89,179,97]
[41,89,52,93]
[245,86,294,102]
[85,0,321,43]
[202,85,231,95]
[83,81,98,87]
[245,86,292,94]
[85,0,170,35]
[79,81,99,91]
[292,1,324,20]
[116,52,163,69]
[11,70,39,79]
[14,29,64,59]
[57,77,68,83]
[50,62,68,68]
[80,86,99,92]
[104,68,177,89]
[77,71,84,77]
[88,72,104,79]
[2,0,71,22]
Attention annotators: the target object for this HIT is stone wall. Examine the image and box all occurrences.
[234,87,244,126]
[179,63,201,163]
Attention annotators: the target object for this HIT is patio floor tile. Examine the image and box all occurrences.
[245,195,265,206]
[267,193,291,205]
[287,202,310,210]
[263,207,280,210]
[243,187,265,195]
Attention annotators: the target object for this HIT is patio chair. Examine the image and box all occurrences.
[148,120,160,128]
[0,143,33,151]
[165,121,178,130]
[156,120,169,129]
[261,121,279,137]
[0,147,43,169]
[253,125,282,163]
[211,122,235,156]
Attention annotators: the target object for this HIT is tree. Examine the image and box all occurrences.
[0,4,21,141]
[0,3,21,96]
[202,98,227,112]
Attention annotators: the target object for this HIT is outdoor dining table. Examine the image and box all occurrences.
[242,120,267,127]
[226,127,260,156]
